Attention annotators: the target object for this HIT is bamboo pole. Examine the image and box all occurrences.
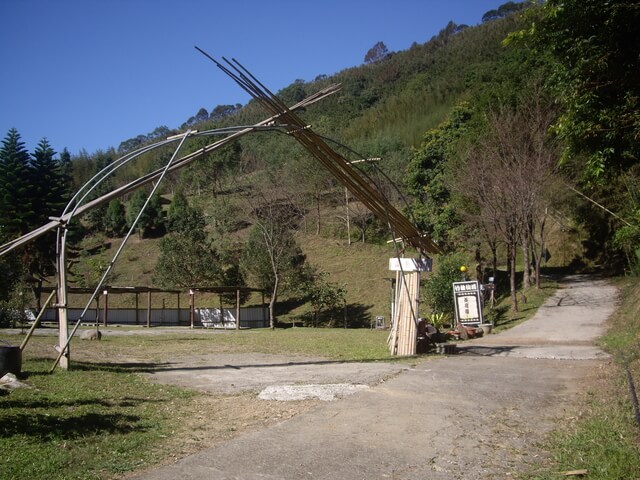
[189,290,195,329]
[392,271,420,356]
[102,290,108,327]
[208,55,439,255]
[19,290,56,351]
[0,85,341,259]
[146,291,151,328]
[236,289,240,330]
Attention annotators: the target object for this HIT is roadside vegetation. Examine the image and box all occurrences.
[527,278,640,479]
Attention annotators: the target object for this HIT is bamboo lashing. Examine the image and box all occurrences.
[194,52,438,356]
[197,50,440,255]
[387,271,421,356]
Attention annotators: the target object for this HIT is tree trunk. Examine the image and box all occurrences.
[345,188,351,245]
[509,242,519,312]
[269,274,279,329]
[535,216,547,290]
[491,244,498,279]
[316,194,321,235]
[522,228,531,289]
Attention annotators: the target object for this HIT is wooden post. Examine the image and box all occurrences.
[387,258,431,356]
[345,187,351,245]
[102,290,108,327]
[135,292,139,325]
[189,289,195,329]
[56,229,70,370]
[20,290,56,351]
[146,290,151,328]
[236,289,241,330]
[177,292,181,326]
[36,287,42,311]
[219,294,224,328]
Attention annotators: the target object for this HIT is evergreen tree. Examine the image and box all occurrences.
[0,128,34,238]
[406,103,472,251]
[127,189,164,238]
[31,138,68,222]
[104,199,127,236]
[0,129,36,301]
[167,189,205,237]
[58,147,74,195]
[364,41,390,64]
[153,233,224,288]
[85,151,115,232]
[29,138,69,279]
[155,190,241,289]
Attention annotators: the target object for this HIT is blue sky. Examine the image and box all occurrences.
[0,1,503,156]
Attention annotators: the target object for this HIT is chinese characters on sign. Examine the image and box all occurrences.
[452,281,483,325]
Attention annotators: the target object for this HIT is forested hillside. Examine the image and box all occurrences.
[1,0,638,327]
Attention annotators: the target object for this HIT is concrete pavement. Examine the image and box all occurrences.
[131,275,618,480]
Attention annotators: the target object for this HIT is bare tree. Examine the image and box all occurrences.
[282,155,336,236]
[456,90,559,311]
[240,171,304,328]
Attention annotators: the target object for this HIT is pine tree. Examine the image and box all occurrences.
[104,199,127,236]
[127,190,164,238]
[31,138,68,223]
[85,151,114,232]
[29,138,69,279]
[58,147,74,196]
[167,189,205,238]
[0,128,34,238]
[0,129,36,301]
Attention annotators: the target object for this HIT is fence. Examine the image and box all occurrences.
[39,306,268,329]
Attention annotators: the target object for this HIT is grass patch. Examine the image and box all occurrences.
[146,328,398,361]
[526,277,640,480]
[2,328,398,364]
[0,358,197,480]
[0,327,399,479]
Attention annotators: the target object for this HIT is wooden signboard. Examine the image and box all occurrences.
[452,281,483,325]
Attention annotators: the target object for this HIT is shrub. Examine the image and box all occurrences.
[422,252,468,316]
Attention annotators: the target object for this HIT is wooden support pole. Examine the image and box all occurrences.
[236,289,241,330]
[56,231,70,370]
[102,290,108,327]
[219,295,224,328]
[177,292,181,326]
[135,292,139,325]
[189,289,195,329]
[20,290,56,351]
[146,291,151,328]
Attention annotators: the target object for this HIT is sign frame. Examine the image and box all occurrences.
[452,280,483,326]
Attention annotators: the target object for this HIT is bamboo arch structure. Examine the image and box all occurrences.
[0,51,439,370]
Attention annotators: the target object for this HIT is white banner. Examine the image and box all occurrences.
[388,257,432,272]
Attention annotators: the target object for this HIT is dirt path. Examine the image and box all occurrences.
[131,275,618,479]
